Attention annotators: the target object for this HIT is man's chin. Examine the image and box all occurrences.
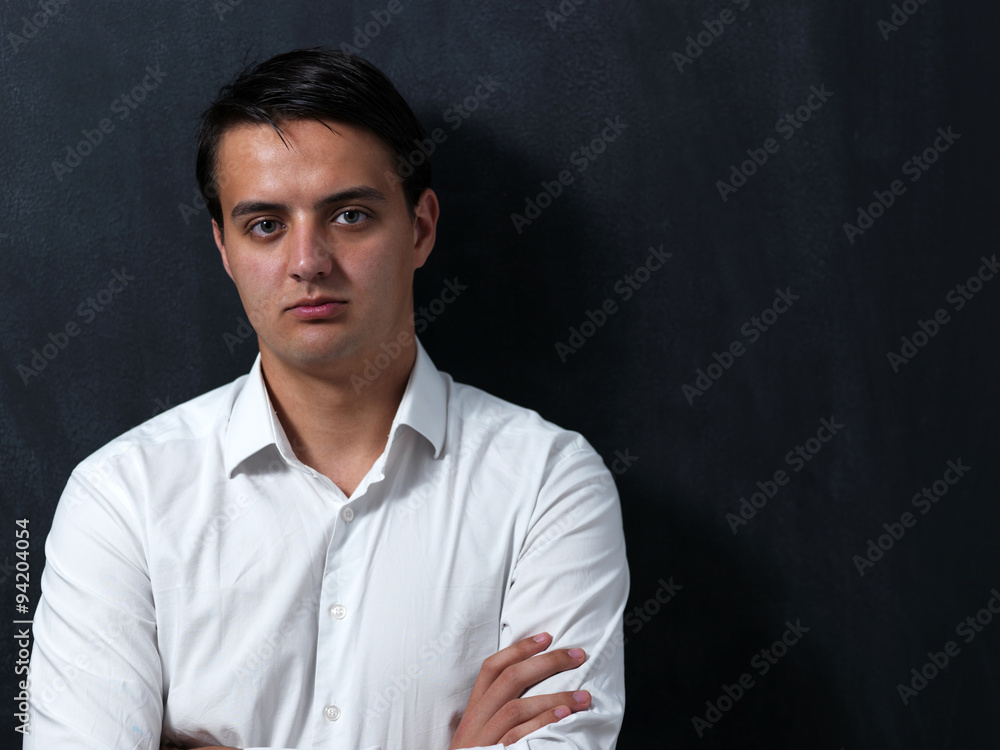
[259,328,416,383]
[260,339,361,374]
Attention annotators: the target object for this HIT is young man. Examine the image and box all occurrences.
[25,49,628,750]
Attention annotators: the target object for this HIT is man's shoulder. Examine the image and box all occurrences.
[72,371,249,482]
[442,374,599,468]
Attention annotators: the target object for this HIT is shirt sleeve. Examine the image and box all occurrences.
[466,443,630,750]
[24,466,165,750]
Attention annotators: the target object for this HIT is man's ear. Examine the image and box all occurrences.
[412,188,439,270]
[213,219,234,281]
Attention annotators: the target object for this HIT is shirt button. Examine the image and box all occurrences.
[341,507,355,522]
[324,704,341,721]
[329,604,347,620]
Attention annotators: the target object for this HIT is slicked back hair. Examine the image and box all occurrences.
[196,47,431,232]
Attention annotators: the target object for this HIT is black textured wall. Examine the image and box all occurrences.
[1,1,998,748]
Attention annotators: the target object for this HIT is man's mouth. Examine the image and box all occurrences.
[287,297,347,319]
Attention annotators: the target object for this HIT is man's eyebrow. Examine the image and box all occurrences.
[230,200,288,219]
[229,186,388,221]
[314,186,387,209]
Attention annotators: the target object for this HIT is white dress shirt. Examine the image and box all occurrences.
[25,338,628,750]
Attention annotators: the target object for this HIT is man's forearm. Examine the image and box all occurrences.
[173,631,590,750]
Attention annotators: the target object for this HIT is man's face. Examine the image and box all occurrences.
[212,118,437,379]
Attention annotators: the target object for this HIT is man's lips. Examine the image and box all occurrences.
[287,298,347,320]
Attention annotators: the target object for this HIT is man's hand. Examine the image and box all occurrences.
[449,632,591,749]
[163,632,588,750]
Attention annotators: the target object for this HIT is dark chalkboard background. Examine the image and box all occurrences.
[1,1,998,748]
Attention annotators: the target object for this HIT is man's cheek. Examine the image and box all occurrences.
[229,279,268,332]
[248,293,273,329]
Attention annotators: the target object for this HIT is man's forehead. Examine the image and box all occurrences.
[217,118,391,163]
[213,118,404,206]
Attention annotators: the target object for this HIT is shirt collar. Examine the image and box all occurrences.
[224,336,446,477]
[388,336,447,459]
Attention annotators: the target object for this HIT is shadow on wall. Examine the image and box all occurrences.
[414,119,854,749]
[414,115,638,414]
[616,471,855,749]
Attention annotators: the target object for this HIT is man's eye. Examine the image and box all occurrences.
[249,219,282,237]
[335,210,368,226]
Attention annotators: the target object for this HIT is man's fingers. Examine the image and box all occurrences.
[451,689,591,749]
[483,690,591,741]
[488,646,586,700]
[450,633,591,749]
[466,636,588,730]
[465,632,554,709]
[496,701,590,747]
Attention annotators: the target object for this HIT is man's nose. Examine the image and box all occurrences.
[287,222,334,281]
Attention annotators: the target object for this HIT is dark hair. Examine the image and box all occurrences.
[196,47,431,230]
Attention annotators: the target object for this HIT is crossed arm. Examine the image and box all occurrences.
[170,631,592,750]
[29,440,627,749]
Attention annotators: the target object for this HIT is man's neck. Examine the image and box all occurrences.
[258,344,416,496]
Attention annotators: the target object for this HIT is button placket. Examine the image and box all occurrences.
[318,495,363,734]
